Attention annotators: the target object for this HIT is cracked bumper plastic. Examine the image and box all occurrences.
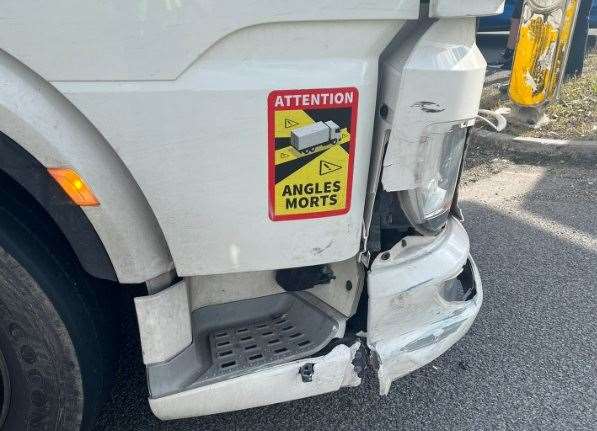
[366,218,483,395]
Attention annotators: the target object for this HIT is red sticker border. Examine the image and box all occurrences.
[267,87,359,221]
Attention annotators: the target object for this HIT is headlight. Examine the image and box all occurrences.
[398,121,468,235]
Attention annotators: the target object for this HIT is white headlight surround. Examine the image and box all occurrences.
[398,120,469,235]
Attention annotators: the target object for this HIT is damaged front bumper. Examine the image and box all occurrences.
[142,218,481,419]
[367,217,482,395]
[149,342,362,419]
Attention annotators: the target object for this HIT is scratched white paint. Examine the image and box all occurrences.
[149,343,362,419]
[367,219,482,394]
[379,18,487,192]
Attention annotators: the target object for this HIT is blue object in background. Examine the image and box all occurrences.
[478,0,596,32]
[589,0,597,29]
[479,0,517,31]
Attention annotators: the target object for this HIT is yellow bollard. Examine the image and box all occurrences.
[509,0,581,110]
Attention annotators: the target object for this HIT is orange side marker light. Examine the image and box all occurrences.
[48,168,99,206]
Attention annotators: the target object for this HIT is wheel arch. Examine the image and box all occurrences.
[0,134,116,280]
[0,49,173,283]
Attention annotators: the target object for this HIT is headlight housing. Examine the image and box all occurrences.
[398,121,469,235]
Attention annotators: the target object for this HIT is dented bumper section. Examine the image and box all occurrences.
[149,342,362,420]
[367,218,482,395]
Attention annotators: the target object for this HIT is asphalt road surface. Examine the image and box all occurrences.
[94,153,597,430]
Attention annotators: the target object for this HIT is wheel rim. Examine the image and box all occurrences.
[0,349,9,427]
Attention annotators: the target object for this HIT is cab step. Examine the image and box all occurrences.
[146,292,345,398]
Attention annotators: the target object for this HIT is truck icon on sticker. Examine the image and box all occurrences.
[290,121,341,154]
[268,87,358,221]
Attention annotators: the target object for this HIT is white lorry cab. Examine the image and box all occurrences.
[0,1,504,429]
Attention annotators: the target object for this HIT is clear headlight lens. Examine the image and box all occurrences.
[398,121,468,235]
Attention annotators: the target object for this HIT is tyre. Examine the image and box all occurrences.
[0,194,119,430]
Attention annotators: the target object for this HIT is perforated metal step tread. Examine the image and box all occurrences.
[209,311,317,375]
[147,292,344,398]
[194,292,340,385]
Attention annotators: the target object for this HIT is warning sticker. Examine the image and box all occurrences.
[268,87,358,221]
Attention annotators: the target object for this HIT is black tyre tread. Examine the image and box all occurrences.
[0,192,119,430]
[0,246,83,430]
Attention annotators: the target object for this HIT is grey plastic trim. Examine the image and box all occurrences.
[135,281,192,365]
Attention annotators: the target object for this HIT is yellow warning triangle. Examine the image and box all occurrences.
[275,110,314,137]
[285,118,299,128]
[319,160,342,175]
